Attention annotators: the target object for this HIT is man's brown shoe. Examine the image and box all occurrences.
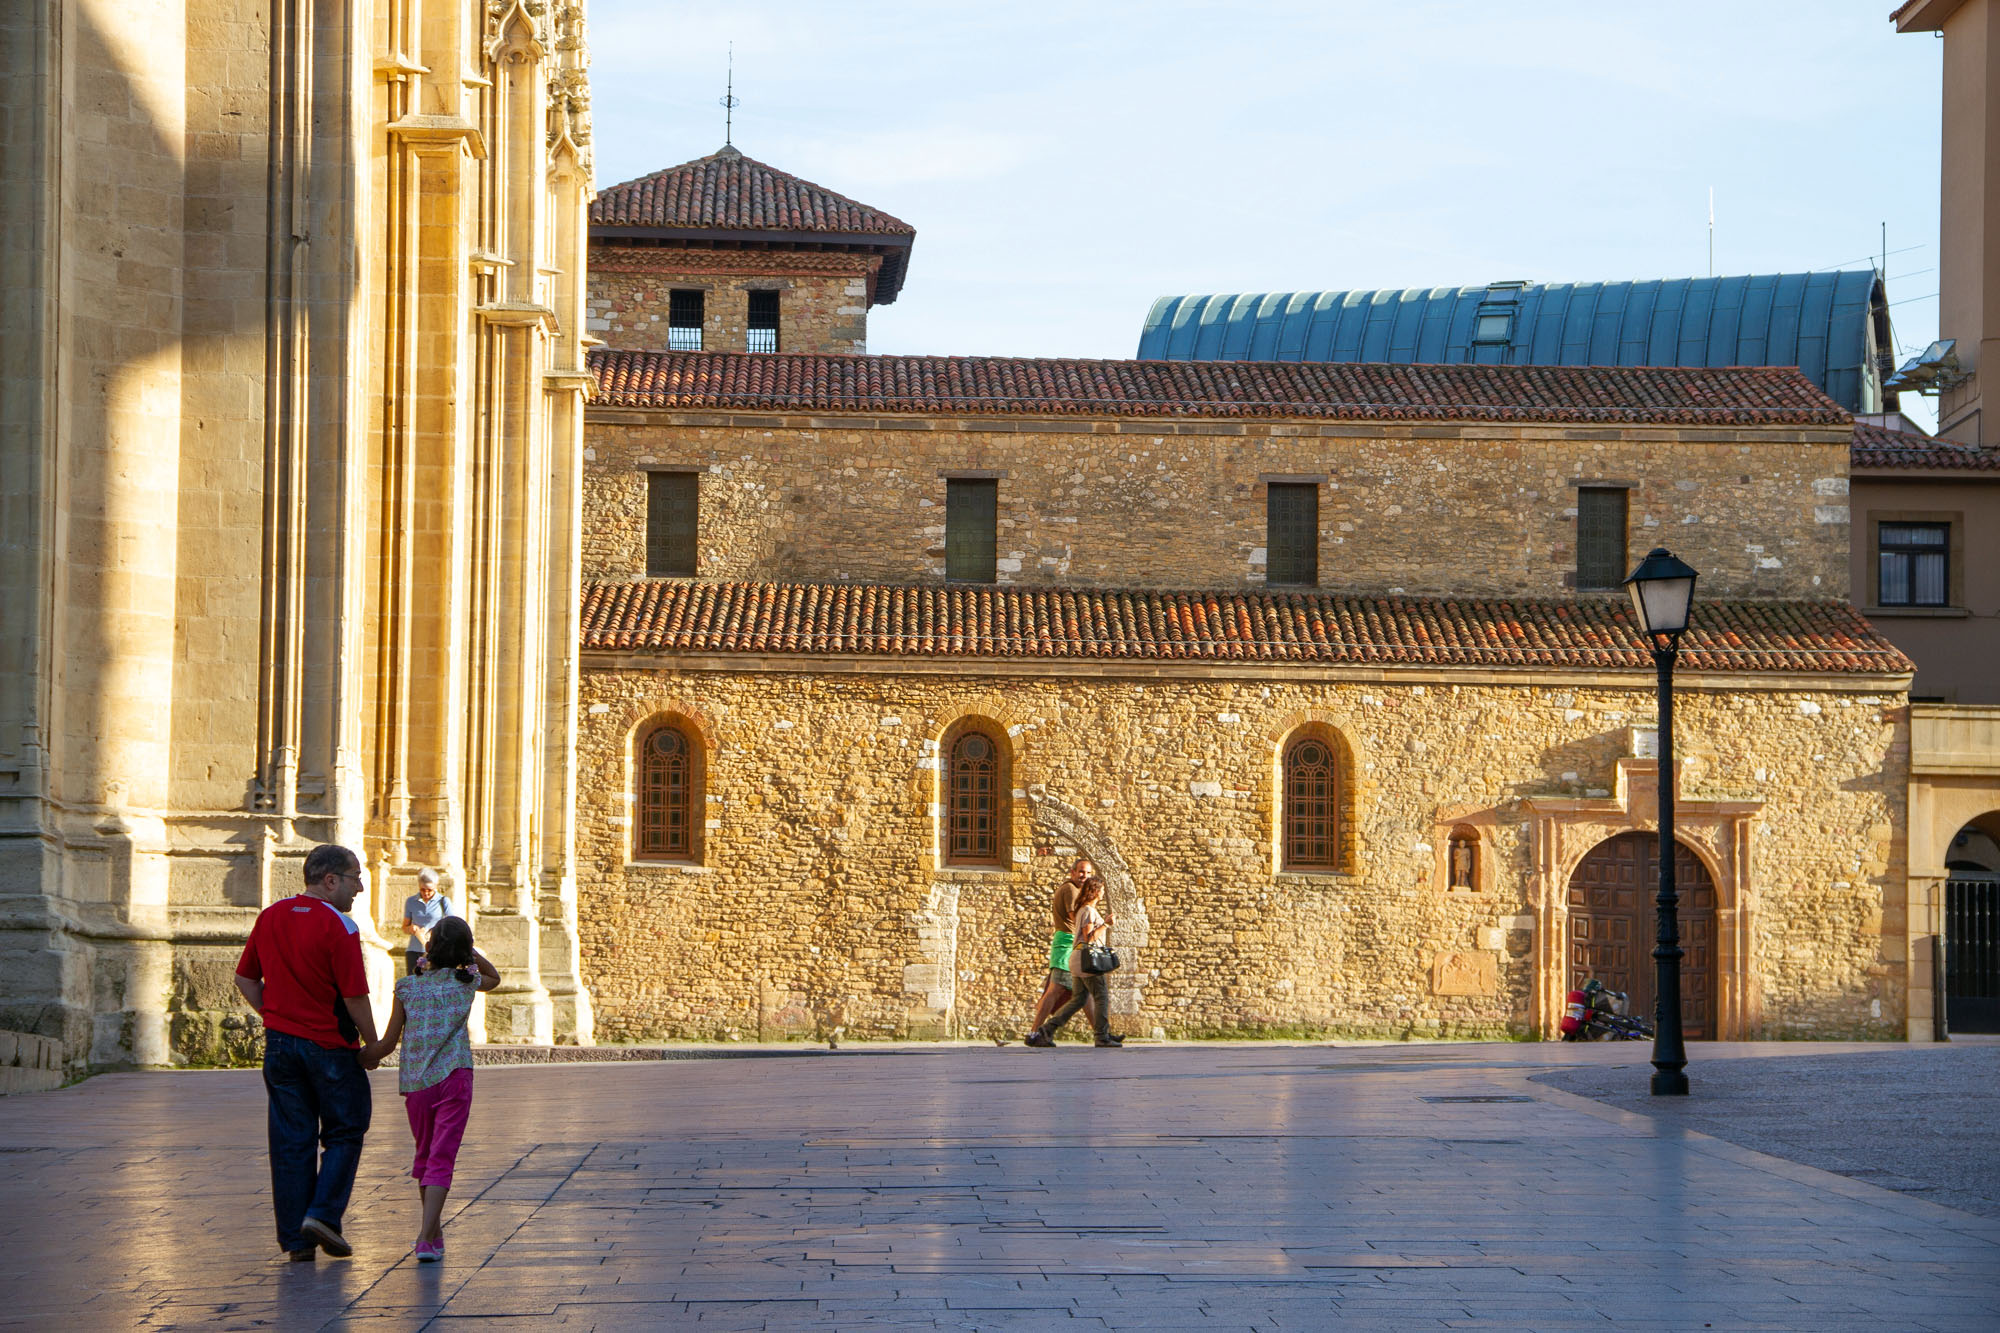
[300,1216,351,1257]
[1024,1031,1055,1047]
[288,1248,317,1263]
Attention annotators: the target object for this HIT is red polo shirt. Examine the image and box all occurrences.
[236,895,369,1049]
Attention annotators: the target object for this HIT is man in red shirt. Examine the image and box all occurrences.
[235,843,381,1261]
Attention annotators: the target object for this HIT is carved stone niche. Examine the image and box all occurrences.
[1522,757,1763,1041]
[1429,804,1501,895]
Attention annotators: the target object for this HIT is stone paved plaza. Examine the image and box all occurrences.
[2,1042,1997,1331]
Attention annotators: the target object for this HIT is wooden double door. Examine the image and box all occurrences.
[1567,833,1718,1040]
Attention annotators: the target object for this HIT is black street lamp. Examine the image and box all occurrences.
[1623,547,1699,1097]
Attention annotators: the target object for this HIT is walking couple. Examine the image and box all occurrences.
[232,844,499,1264]
[1022,857,1123,1048]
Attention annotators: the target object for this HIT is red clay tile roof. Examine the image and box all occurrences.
[591,147,915,236]
[581,581,1911,675]
[1852,421,2000,471]
[587,247,879,278]
[587,351,1848,425]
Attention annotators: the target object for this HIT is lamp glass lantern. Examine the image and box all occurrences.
[1623,547,1699,638]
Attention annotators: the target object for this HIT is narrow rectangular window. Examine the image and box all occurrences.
[945,478,997,583]
[1576,487,1628,590]
[747,289,780,354]
[1266,482,1319,586]
[668,289,704,351]
[1878,521,1949,606]
[646,471,698,578]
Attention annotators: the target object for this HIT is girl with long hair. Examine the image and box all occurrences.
[361,915,498,1261]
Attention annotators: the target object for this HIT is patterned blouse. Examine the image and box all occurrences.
[395,970,478,1095]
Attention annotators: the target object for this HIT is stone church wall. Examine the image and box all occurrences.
[574,662,1909,1044]
[581,413,1853,600]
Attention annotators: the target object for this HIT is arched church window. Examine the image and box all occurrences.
[947,728,1006,866]
[1283,735,1339,872]
[637,723,697,861]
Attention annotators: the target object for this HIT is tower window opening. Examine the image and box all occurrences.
[747,289,780,354]
[668,289,705,351]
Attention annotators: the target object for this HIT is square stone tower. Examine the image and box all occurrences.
[587,144,916,356]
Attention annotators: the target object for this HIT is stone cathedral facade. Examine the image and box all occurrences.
[0,0,597,1071]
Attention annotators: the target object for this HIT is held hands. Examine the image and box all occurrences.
[358,1040,388,1069]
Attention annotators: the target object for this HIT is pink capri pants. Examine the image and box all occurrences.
[403,1067,473,1189]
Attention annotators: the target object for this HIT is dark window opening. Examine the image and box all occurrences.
[1267,482,1319,586]
[747,289,780,354]
[1879,521,1949,606]
[945,478,998,583]
[947,730,1003,866]
[668,289,704,351]
[637,724,695,861]
[647,471,698,578]
[1283,736,1339,872]
[1576,487,1628,590]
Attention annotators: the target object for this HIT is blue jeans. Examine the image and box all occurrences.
[263,1028,372,1252]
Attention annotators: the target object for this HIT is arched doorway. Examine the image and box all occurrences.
[1568,833,1718,1039]
[1944,817,2000,1034]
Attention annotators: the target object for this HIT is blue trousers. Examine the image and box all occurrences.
[262,1028,372,1252]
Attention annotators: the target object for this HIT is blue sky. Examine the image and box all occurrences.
[586,2,1944,426]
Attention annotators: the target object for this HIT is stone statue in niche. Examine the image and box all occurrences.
[1448,828,1477,890]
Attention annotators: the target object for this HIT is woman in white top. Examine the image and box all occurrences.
[1026,876,1122,1047]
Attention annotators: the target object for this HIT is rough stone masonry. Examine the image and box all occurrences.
[573,358,1909,1044]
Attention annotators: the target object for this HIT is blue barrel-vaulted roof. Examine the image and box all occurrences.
[1137,272,1893,414]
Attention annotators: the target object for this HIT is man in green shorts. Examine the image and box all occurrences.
[1024,858,1095,1041]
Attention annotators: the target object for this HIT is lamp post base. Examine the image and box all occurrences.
[1650,1065,1689,1096]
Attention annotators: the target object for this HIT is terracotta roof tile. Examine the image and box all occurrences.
[581,581,1911,676]
[591,147,915,235]
[587,350,1848,425]
[1852,421,2000,471]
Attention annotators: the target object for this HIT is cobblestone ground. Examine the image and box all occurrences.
[1,1042,1996,1331]
[1533,1039,2000,1220]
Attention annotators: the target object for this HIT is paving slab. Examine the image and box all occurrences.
[0,1041,1995,1329]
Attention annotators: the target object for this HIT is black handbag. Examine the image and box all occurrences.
[1079,941,1121,975]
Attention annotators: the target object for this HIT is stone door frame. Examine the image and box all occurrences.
[1523,758,1762,1041]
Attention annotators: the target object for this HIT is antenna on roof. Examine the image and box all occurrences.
[720,44,739,147]
[1707,187,1714,278]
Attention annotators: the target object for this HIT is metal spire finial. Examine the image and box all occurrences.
[720,44,739,147]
